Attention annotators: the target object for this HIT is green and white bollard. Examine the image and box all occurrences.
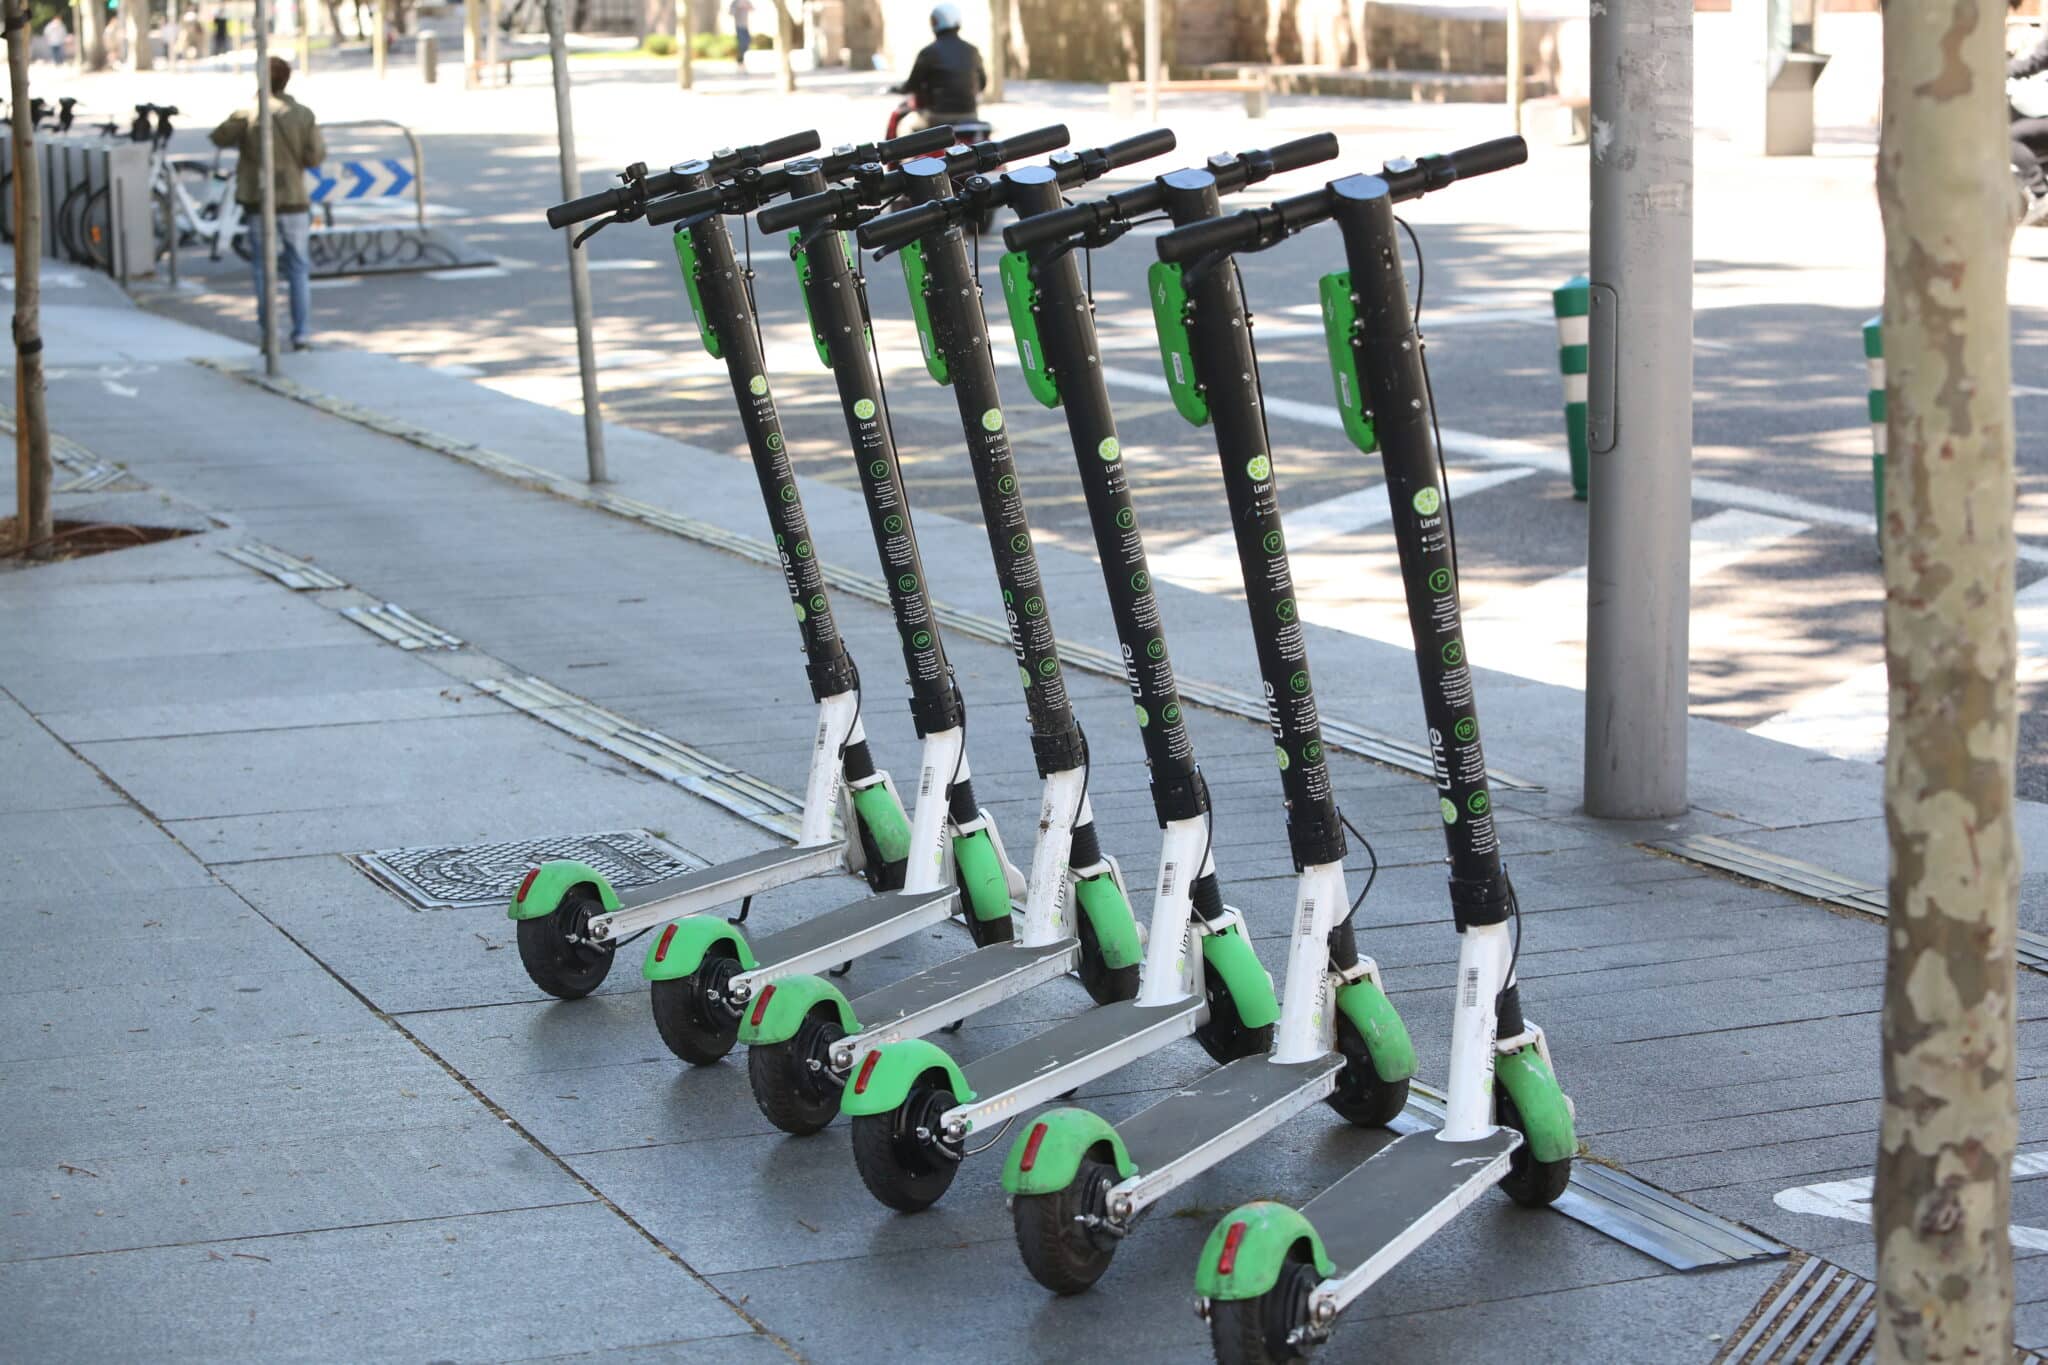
[1554,276,1590,501]
[1864,314,1885,541]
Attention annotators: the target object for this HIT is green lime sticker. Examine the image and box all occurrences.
[794,602,806,622]
[810,595,827,613]
[766,433,784,452]
[1454,717,1477,742]
[1276,747,1291,771]
[1263,530,1283,555]
[1303,741,1322,763]
[1136,704,1150,728]
[1010,533,1030,554]
[1428,567,1452,593]
[1162,703,1181,723]
[912,630,932,648]
[1441,640,1464,667]
[779,484,797,502]
[1277,599,1297,623]
[1114,509,1135,529]
[1098,437,1121,462]
[1246,455,1271,481]
[1467,791,1490,816]
[1132,571,1151,592]
[898,574,918,593]
[1039,658,1059,677]
[1412,487,1441,516]
[883,514,904,534]
[981,408,1004,432]
[1289,670,1309,695]
[1021,667,1032,688]
[1024,597,1044,617]
[854,398,877,419]
[749,375,768,396]
[1440,798,1458,825]
[1146,639,1164,660]
[794,540,812,559]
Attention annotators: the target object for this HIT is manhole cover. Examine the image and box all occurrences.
[354,829,704,910]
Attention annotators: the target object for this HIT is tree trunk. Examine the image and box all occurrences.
[79,0,107,67]
[1873,0,2023,1360]
[770,0,792,90]
[122,0,153,68]
[7,0,51,560]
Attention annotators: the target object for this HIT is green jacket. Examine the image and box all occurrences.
[210,94,325,212]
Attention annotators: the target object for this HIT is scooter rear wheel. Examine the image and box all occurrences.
[1495,1085,1572,1207]
[515,888,615,1000]
[747,1007,848,1136]
[1325,1015,1410,1128]
[1209,1256,1320,1365]
[1012,1154,1121,1294]
[850,1077,961,1211]
[650,948,743,1066]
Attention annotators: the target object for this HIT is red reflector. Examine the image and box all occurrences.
[1018,1122,1049,1173]
[1216,1222,1249,1277]
[654,923,679,963]
[750,984,777,1028]
[853,1051,881,1094]
[515,868,540,903]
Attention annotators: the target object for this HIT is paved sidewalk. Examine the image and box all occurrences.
[4,271,2044,1360]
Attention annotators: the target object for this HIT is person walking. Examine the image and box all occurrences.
[728,0,751,70]
[41,14,69,65]
[211,57,326,350]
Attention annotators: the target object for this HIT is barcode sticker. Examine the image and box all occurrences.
[1160,862,1177,899]
[919,766,935,798]
[1462,967,1480,1008]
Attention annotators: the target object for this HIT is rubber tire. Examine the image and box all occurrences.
[1496,1084,1573,1208]
[849,1077,961,1212]
[1195,958,1276,1065]
[958,848,1015,948]
[1209,1256,1320,1365]
[1012,1154,1121,1295]
[649,947,743,1066]
[1074,906,1140,1006]
[1325,1015,1411,1128]
[514,888,615,999]
[746,1006,847,1136]
[856,811,907,893]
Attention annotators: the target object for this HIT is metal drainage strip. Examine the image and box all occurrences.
[1652,834,2048,973]
[1719,1256,2048,1365]
[356,829,704,910]
[1401,1083,1785,1272]
[339,602,464,651]
[477,676,807,842]
[221,542,347,591]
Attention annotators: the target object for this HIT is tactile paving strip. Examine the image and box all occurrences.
[340,602,465,650]
[221,541,348,591]
[354,828,705,910]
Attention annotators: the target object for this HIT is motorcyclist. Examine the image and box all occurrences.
[896,3,985,132]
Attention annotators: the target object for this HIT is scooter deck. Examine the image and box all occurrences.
[844,939,1078,1055]
[602,841,846,935]
[1299,1127,1519,1307]
[740,885,959,985]
[952,996,1205,1131]
[1112,1053,1345,1218]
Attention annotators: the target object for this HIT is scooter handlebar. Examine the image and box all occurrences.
[644,183,726,226]
[1104,128,1177,171]
[757,186,852,234]
[1260,132,1342,178]
[1152,206,1268,264]
[1436,135,1526,185]
[855,199,949,252]
[987,124,1070,164]
[1002,199,1098,252]
[753,130,824,165]
[874,124,957,163]
[547,184,630,229]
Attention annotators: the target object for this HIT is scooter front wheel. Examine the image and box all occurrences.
[1012,1155,1121,1294]
[746,1007,847,1135]
[1325,1015,1410,1128]
[1209,1257,1320,1365]
[515,888,615,999]
[1495,1084,1572,1207]
[650,947,743,1066]
[1195,966,1275,1065]
[849,1078,961,1212]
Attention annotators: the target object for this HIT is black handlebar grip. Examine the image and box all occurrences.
[1263,132,1342,176]
[1440,135,1528,184]
[757,188,839,233]
[857,200,949,252]
[1153,210,1258,265]
[1002,200,1093,252]
[877,125,957,162]
[644,184,724,226]
[547,185,626,229]
[1105,128,1177,171]
[758,130,824,164]
[991,124,1071,163]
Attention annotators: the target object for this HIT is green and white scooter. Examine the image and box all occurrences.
[835,134,1350,1215]
[717,132,1186,1135]
[517,126,1022,1064]
[1165,139,1577,1365]
[983,145,1421,1294]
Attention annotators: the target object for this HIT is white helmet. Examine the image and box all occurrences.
[930,3,962,32]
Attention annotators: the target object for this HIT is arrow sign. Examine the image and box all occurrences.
[344,160,378,199]
[381,158,413,198]
[306,165,339,203]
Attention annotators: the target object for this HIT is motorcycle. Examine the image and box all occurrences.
[887,95,1000,234]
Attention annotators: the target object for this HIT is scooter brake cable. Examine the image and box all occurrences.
[738,215,768,355]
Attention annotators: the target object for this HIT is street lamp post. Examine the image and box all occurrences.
[545,0,608,483]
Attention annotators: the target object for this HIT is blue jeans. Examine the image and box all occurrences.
[248,210,312,346]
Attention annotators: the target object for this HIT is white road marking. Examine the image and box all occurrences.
[426,265,509,280]
[583,258,662,271]
[1774,1148,2048,1251]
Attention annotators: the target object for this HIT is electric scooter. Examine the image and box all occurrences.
[518,128,1010,1067]
[718,131,1184,1139]
[974,143,1425,1294]
[834,135,1350,1215]
[1165,140,1578,1365]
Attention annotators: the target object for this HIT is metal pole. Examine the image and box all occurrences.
[545,0,606,483]
[373,0,385,75]
[677,0,691,88]
[1143,0,1159,122]
[161,156,179,288]
[463,0,478,86]
[1505,0,1522,135]
[8,0,52,559]
[255,0,280,376]
[1584,0,1692,818]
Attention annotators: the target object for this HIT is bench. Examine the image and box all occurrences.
[1107,76,1271,119]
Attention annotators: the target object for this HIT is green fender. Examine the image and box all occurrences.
[736,973,859,1046]
[838,1038,974,1118]
[507,860,620,922]
[1202,924,1281,1031]
[1497,1044,1576,1165]
[1334,978,1417,1084]
[1194,1201,1335,1302]
[999,1107,1134,1196]
[1075,873,1142,970]
[850,780,912,866]
[641,916,759,982]
[953,829,1012,925]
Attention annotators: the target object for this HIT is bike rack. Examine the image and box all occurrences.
[298,118,495,277]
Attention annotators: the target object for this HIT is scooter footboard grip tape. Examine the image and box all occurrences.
[1264,132,1341,175]
[880,125,958,161]
[1105,128,1177,171]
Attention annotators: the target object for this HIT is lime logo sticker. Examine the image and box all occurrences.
[1441,640,1464,667]
[1115,509,1135,529]
[1162,703,1181,724]
[1010,533,1030,554]
[810,594,827,613]
[1454,717,1477,742]
[1136,704,1150,728]
[1263,530,1283,555]
[1467,791,1490,816]
[1146,639,1165,660]
[1024,596,1045,618]
[1098,437,1121,462]
[854,398,877,420]
[748,375,768,396]
[766,433,784,452]
[912,630,932,649]
[1428,567,1452,593]
[981,408,1004,432]
[1412,486,1442,516]
[794,602,806,622]
[1289,670,1309,695]
[883,514,904,534]
[1246,455,1271,481]
[1132,570,1151,592]
[1277,599,1298,623]
[1039,658,1059,677]
[998,474,1017,495]
[780,484,797,503]
[1021,667,1032,688]
[1440,798,1458,825]
[898,574,918,593]
[1276,747,1291,771]
[1303,741,1322,763]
